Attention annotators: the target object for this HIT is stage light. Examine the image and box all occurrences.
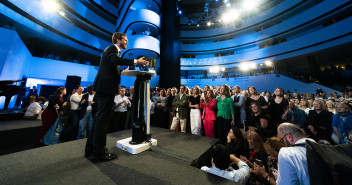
[224,0,228,3]
[179,10,182,15]
[221,67,225,72]
[226,3,231,7]
[41,0,59,12]
[207,22,212,26]
[222,9,240,23]
[250,63,257,69]
[242,0,259,11]
[239,63,250,71]
[197,24,200,27]
[265,60,272,66]
[59,11,65,16]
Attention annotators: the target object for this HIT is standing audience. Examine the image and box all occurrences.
[200,90,217,137]
[216,85,235,144]
[189,86,202,135]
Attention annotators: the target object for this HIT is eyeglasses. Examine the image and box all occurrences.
[279,133,289,142]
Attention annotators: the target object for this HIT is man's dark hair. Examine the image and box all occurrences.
[75,85,82,90]
[211,144,230,170]
[36,96,46,102]
[87,85,94,93]
[121,85,126,89]
[112,32,126,44]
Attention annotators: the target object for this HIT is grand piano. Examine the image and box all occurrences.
[0,80,21,112]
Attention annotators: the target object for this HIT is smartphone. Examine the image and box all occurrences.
[255,159,263,167]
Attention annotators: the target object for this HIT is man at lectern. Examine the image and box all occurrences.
[85,32,149,162]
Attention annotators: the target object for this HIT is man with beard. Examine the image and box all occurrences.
[85,32,148,162]
[276,123,315,185]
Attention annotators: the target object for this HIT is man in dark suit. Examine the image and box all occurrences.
[85,32,148,161]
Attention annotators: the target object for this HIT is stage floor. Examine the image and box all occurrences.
[0,127,239,185]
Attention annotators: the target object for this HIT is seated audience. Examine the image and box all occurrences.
[326,100,336,114]
[276,123,315,185]
[252,137,284,185]
[247,102,273,139]
[226,127,248,157]
[299,100,311,115]
[201,144,250,185]
[286,102,306,127]
[331,103,352,144]
[304,100,333,143]
[24,96,46,119]
[200,90,217,138]
[240,131,269,185]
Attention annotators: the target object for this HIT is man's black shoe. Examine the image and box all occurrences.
[88,152,117,162]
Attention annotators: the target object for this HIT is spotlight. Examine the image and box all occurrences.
[242,0,259,11]
[207,22,212,26]
[250,63,257,69]
[224,0,228,3]
[59,11,65,16]
[239,63,250,71]
[179,10,182,15]
[41,0,59,12]
[197,24,200,27]
[264,60,272,66]
[226,3,231,7]
[221,67,226,72]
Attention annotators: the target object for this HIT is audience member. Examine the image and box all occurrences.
[77,85,96,139]
[276,123,315,185]
[24,96,46,119]
[247,102,274,140]
[226,127,248,157]
[200,90,217,138]
[232,85,246,128]
[153,88,168,129]
[201,144,250,184]
[110,87,131,132]
[70,85,84,136]
[304,100,333,143]
[252,137,284,185]
[216,85,235,144]
[170,85,189,132]
[268,88,289,131]
[35,87,66,146]
[189,86,202,135]
[286,102,306,127]
[331,103,352,144]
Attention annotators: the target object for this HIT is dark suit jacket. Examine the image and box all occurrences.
[93,45,134,95]
[78,93,96,120]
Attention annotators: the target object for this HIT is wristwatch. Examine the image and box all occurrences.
[266,174,271,182]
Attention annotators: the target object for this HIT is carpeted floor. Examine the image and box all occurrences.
[0,127,239,185]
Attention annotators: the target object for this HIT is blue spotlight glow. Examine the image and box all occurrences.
[179,10,182,15]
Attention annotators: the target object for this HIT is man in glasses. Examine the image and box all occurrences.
[276,123,315,185]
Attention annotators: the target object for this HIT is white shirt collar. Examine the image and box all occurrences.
[114,44,121,53]
[295,138,315,145]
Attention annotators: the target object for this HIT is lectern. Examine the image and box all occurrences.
[116,70,157,154]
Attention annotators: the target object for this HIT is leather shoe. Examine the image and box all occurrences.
[89,152,117,162]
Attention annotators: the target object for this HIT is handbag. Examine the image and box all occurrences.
[40,110,63,145]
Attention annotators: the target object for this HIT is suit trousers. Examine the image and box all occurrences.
[170,113,186,133]
[85,93,114,155]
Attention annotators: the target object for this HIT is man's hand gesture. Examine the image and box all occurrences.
[137,57,149,66]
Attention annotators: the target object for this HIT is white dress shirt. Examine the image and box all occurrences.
[276,138,315,185]
[87,94,95,111]
[24,102,42,116]
[70,93,83,110]
[114,95,131,112]
[201,161,250,185]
